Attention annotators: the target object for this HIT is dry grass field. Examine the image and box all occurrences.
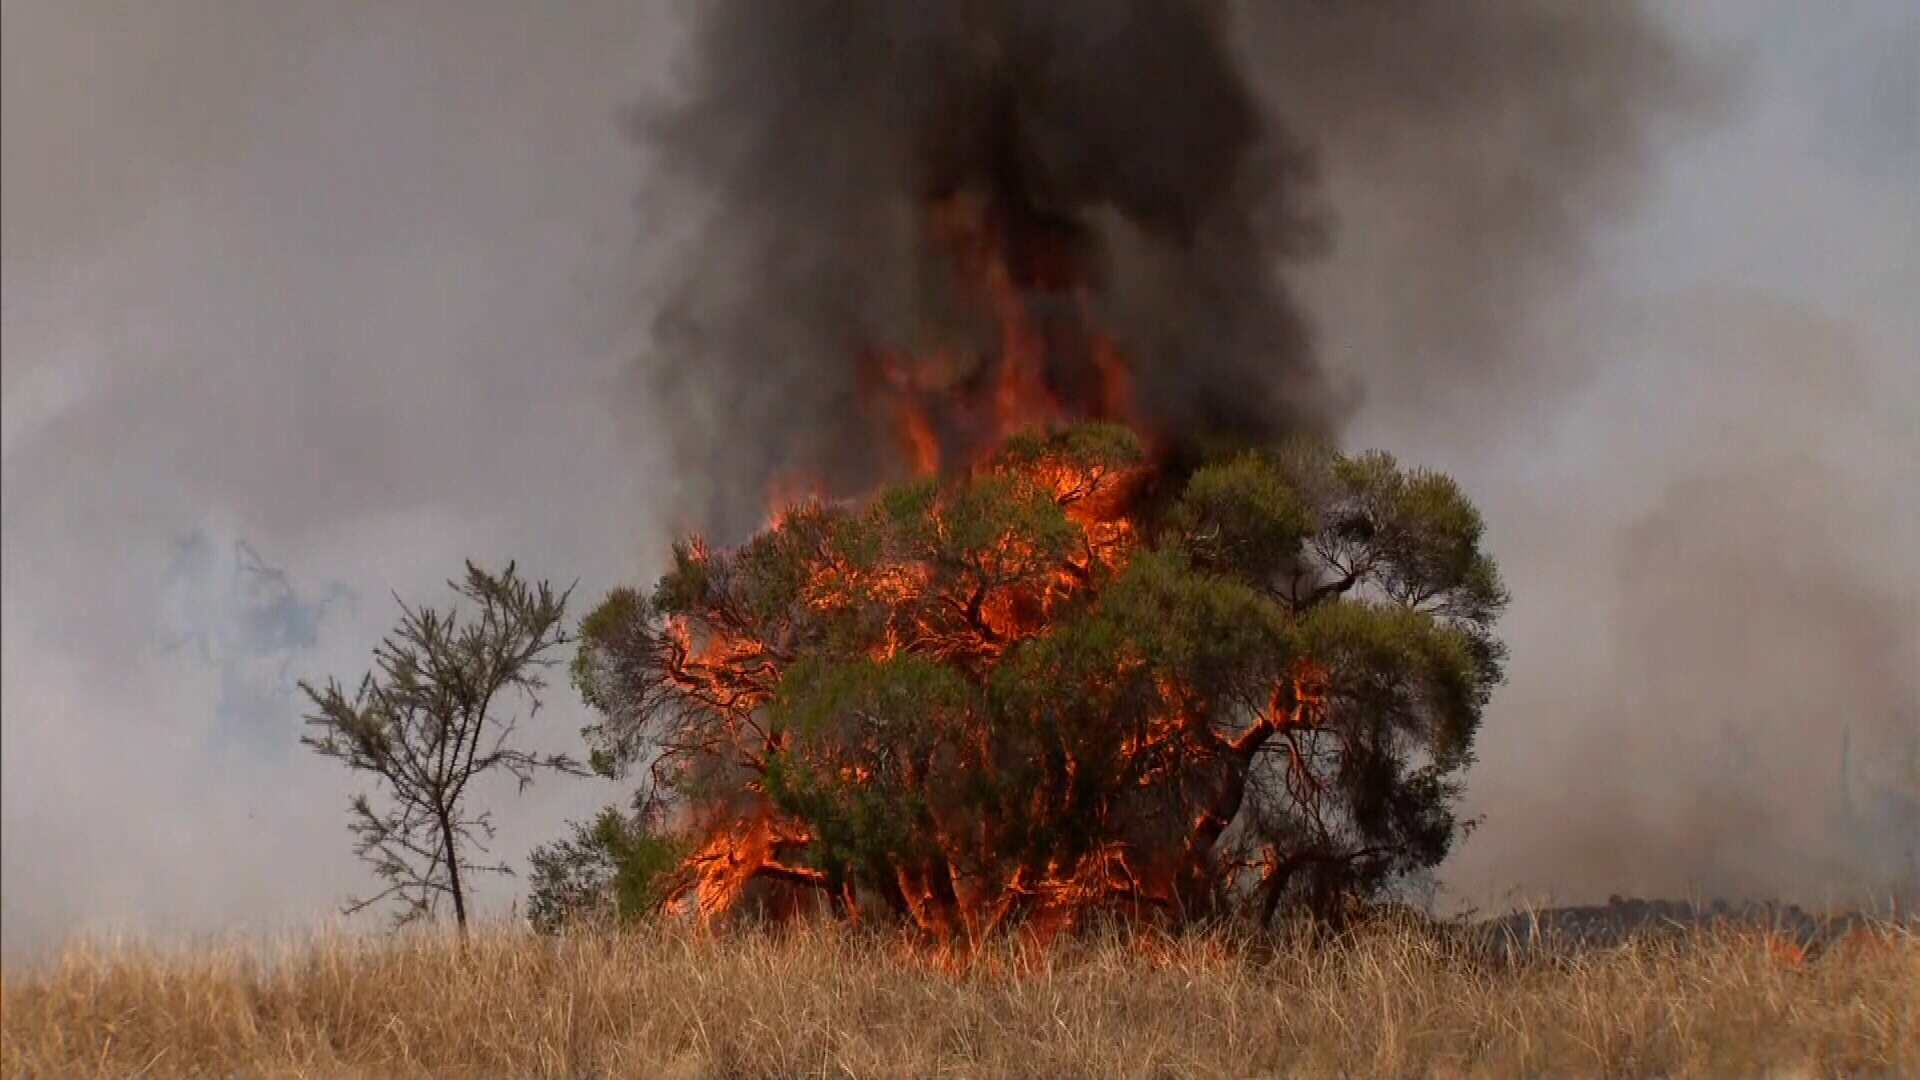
[3,913,1914,1079]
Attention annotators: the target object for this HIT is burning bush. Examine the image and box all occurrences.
[551,421,1506,948]
[533,4,1538,947]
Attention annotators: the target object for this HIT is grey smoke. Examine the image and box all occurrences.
[1441,281,1920,910]
[1,0,679,959]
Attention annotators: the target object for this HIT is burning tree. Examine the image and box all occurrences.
[565,421,1505,946]
[545,10,1516,945]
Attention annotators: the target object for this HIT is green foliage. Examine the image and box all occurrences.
[1168,453,1312,584]
[526,798,689,934]
[566,423,1508,932]
[301,562,585,932]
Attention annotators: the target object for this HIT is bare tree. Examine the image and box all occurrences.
[302,561,585,933]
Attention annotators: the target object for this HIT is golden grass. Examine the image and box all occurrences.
[3,915,1914,1079]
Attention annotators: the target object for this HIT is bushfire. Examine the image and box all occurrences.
[559,0,1583,956]
[615,187,1337,949]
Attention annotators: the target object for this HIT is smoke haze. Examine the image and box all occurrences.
[3,0,1915,959]
[2,0,684,958]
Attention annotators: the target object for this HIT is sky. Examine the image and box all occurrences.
[3,1,1915,959]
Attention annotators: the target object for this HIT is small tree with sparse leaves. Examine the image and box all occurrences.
[302,561,585,933]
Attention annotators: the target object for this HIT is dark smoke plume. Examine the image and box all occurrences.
[629,0,1704,540]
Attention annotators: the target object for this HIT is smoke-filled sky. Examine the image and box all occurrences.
[3,1,1915,959]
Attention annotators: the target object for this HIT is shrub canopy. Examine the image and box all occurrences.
[556,423,1507,945]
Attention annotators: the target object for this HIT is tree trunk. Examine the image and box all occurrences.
[439,807,468,935]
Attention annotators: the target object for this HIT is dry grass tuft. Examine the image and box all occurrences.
[4,915,1914,1078]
